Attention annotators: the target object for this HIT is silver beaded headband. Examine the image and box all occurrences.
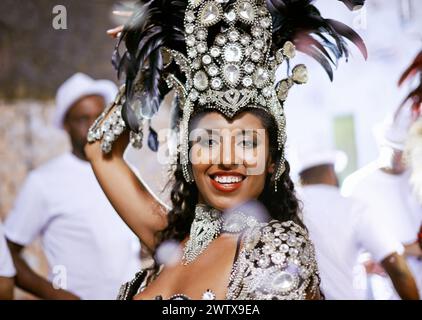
[166,0,308,183]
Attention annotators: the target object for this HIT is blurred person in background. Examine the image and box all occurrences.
[292,135,419,300]
[342,107,422,299]
[405,118,422,260]
[0,222,15,300]
[402,50,422,262]
[4,73,141,300]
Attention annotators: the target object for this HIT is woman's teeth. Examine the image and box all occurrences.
[213,175,243,184]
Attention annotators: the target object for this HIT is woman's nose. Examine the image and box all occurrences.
[220,136,241,166]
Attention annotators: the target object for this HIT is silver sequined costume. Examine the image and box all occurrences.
[117,219,320,300]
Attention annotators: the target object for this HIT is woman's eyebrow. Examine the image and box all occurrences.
[201,128,220,135]
[197,128,263,137]
[193,128,222,140]
[234,129,261,137]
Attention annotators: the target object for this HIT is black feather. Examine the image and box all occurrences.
[297,42,335,80]
[398,51,422,114]
[338,0,365,11]
[148,125,159,152]
[114,0,187,132]
[296,33,337,66]
[315,33,343,60]
[327,19,368,59]
[266,0,367,80]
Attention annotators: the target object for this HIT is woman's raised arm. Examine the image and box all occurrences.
[85,9,169,251]
[85,127,168,252]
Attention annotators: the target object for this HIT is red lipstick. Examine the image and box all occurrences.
[209,172,246,193]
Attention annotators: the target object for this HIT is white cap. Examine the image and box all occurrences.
[54,73,118,129]
[373,107,414,151]
[287,124,348,176]
[290,144,348,174]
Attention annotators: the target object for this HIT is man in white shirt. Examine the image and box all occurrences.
[4,73,141,300]
[296,149,419,299]
[0,223,15,300]
[342,110,422,299]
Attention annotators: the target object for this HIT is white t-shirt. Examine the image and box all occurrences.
[342,163,422,298]
[298,185,403,300]
[0,223,16,278]
[4,152,141,300]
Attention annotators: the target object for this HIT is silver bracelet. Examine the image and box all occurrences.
[87,86,143,153]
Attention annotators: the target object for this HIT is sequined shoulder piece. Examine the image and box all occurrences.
[226,220,320,300]
[117,265,164,300]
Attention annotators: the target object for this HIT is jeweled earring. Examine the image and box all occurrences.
[182,163,195,183]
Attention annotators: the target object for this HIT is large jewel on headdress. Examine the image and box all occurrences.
[237,1,256,23]
[224,44,243,62]
[193,70,209,91]
[200,2,222,26]
[223,64,241,86]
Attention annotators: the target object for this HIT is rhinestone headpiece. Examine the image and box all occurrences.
[165,0,308,183]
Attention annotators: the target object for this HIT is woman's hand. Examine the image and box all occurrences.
[85,101,129,161]
[106,10,133,38]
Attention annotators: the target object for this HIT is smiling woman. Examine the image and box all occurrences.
[190,110,274,209]
[85,0,366,300]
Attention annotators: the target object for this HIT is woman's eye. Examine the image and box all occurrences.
[199,138,219,148]
[239,139,257,148]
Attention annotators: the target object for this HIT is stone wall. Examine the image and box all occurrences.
[0,0,120,100]
[0,101,69,220]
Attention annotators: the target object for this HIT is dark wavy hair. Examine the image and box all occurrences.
[157,108,303,244]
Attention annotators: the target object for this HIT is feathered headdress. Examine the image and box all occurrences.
[398,50,422,117]
[95,0,367,183]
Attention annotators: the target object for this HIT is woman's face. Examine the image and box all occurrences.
[190,110,275,211]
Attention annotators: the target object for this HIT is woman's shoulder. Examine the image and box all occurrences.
[227,219,321,300]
